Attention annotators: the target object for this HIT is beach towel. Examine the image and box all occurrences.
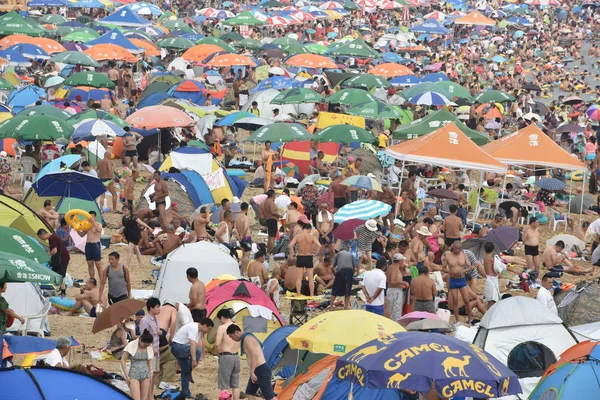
[484,276,500,303]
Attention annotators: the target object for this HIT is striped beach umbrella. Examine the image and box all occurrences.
[334,200,392,223]
[408,91,452,106]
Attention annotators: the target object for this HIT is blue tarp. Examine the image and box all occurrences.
[100,8,152,27]
[68,0,107,8]
[163,172,203,208]
[85,28,142,53]
[263,326,298,379]
[227,175,248,199]
[0,367,131,399]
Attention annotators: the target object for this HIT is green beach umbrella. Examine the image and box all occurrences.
[54,26,79,36]
[49,51,100,67]
[473,89,516,103]
[235,38,262,50]
[63,30,100,42]
[401,82,445,100]
[39,14,67,24]
[158,11,175,22]
[279,41,306,55]
[346,101,405,119]
[313,124,375,144]
[0,78,15,90]
[262,0,286,6]
[156,36,195,50]
[0,227,50,264]
[67,109,129,128]
[327,38,380,58]
[271,88,324,105]
[341,74,390,89]
[0,251,62,285]
[434,81,472,100]
[326,88,378,106]
[161,19,195,33]
[222,11,266,26]
[220,32,244,42]
[196,37,238,53]
[18,104,71,119]
[343,0,361,10]
[64,71,115,89]
[247,123,310,142]
[304,43,329,54]
[0,11,45,36]
[0,115,73,141]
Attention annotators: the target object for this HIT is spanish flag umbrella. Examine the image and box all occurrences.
[83,44,137,62]
[206,53,256,67]
[369,62,414,77]
[182,44,226,62]
[285,53,337,69]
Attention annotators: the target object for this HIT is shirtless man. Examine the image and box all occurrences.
[329,172,347,212]
[235,202,252,273]
[261,141,275,191]
[314,255,334,293]
[39,200,59,229]
[227,324,278,400]
[122,129,143,170]
[378,182,397,229]
[153,171,169,231]
[247,250,268,288]
[411,226,431,267]
[411,265,437,314]
[285,202,301,240]
[399,191,418,229]
[165,202,186,227]
[100,93,113,112]
[79,211,103,279]
[67,278,100,317]
[186,267,206,320]
[155,302,184,389]
[316,201,334,258]
[386,254,410,321]
[123,169,136,209]
[260,190,280,253]
[442,241,473,323]
[543,240,592,275]
[522,217,541,272]
[281,259,297,293]
[152,225,181,256]
[215,309,241,400]
[289,222,321,297]
[482,242,500,308]
[193,207,213,242]
[442,205,463,248]
[97,151,117,212]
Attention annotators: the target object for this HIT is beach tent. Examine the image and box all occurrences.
[3,283,50,336]
[153,241,240,303]
[85,28,143,54]
[99,8,152,27]
[281,141,340,178]
[392,108,490,144]
[23,189,104,224]
[410,18,451,34]
[206,280,282,319]
[473,296,577,398]
[264,326,299,379]
[0,194,53,244]
[554,282,600,327]
[385,122,506,173]
[453,10,497,25]
[481,123,587,171]
[0,366,131,399]
[278,355,403,400]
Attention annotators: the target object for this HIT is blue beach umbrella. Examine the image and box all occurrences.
[71,119,127,143]
[215,111,254,126]
[6,44,49,59]
[409,91,452,106]
[341,175,382,192]
[0,50,31,67]
[334,200,392,223]
[36,155,82,181]
[390,75,423,86]
[534,177,566,192]
[33,170,107,201]
[422,72,449,82]
[250,76,302,92]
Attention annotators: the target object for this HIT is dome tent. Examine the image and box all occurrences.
[554,280,600,327]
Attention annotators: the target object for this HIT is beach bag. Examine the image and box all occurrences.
[493,255,507,273]
[160,389,186,400]
[86,365,112,380]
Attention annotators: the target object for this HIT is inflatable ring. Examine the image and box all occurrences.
[50,296,83,313]
[65,209,94,232]
[571,170,584,182]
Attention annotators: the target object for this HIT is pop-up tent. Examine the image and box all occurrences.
[153,241,240,303]
[453,10,497,26]
[3,283,50,336]
[0,194,53,244]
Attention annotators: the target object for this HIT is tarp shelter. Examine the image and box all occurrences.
[85,28,143,54]
[281,141,340,179]
[554,282,600,327]
[0,366,131,399]
[278,355,402,400]
[410,18,451,34]
[153,241,240,303]
[453,10,497,25]
[392,108,490,144]
[206,280,282,319]
[4,283,50,336]
[0,194,53,245]
[473,296,577,398]
[3,335,81,356]
[481,124,587,171]
[385,122,506,173]
[99,8,152,27]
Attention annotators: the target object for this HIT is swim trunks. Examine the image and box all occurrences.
[449,277,467,289]
[296,255,314,269]
[524,245,539,257]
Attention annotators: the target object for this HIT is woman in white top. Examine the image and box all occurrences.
[121,330,154,400]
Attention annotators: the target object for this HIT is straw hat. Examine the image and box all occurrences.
[365,219,378,232]
[416,226,432,236]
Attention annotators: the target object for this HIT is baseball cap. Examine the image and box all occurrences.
[393,253,406,261]
[433,215,443,222]
[175,227,185,235]
[305,180,314,185]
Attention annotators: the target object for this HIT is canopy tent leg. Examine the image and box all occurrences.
[393,159,406,222]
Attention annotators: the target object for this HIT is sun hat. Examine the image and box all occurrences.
[416,226,432,236]
[175,227,185,235]
[365,219,378,232]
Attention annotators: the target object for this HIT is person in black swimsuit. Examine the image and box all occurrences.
[121,205,151,268]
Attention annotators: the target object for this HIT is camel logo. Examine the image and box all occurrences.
[501,377,510,395]
[442,356,471,378]
[387,372,411,388]
[347,345,387,363]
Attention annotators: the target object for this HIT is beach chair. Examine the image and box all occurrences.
[549,208,567,231]
[19,300,50,338]
[18,157,38,185]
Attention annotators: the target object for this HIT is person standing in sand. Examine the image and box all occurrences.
[260,190,280,254]
[122,128,143,170]
[186,267,206,320]
[152,171,169,231]
[79,211,103,280]
[442,205,463,247]
[386,253,410,321]
[99,251,131,307]
[235,202,252,274]
[482,242,500,308]
[289,222,321,297]
[442,241,473,324]
[411,265,437,314]
[522,217,541,273]
[67,278,100,317]
[193,206,213,242]
[215,309,241,400]
[97,151,117,212]
[316,201,334,259]
[284,202,301,240]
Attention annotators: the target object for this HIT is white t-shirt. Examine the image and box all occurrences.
[275,195,292,211]
[536,287,558,315]
[176,302,194,332]
[590,218,600,234]
[82,169,98,178]
[45,348,69,367]
[172,322,200,345]
[361,269,387,306]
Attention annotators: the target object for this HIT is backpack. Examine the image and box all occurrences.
[160,389,186,400]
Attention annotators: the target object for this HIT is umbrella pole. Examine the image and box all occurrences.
[579,174,586,228]
[393,158,406,222]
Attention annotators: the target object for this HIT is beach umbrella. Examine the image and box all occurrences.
[342,175,382,192]
[285,53,337,69]
[36,154,82,181]
[92,299,145,333]
[156,36,195,50]
[0,78,14,90]
[273,160,300,179]
[326,88,378,106]
[586,105,600,121]
[297,173,321,191]
[522,112,541,122]
[215,111,254,127]
[233,116,273,131]
[68,109,129,128]
[128,2,163,15]
[33,170,106,201]
[126,106,195,129]
[398,311,441,327]
[6,44,49,60]
[0,51,31,67]
[326,38,380,58]
[83,44,137,62]
[523,82,541,91]
[334,199,392,223]
[341,74,390,89]
[246,123,309,142]
[406,319,451,331]
[426,188,458,200]
[369,62,414,77]
[462,238,500,261]
[43,76,65,88]
[0,251,62,285]
[0,115,73,141]
[235,38,262,50]
[486,226,519,252]
[0,11,45,37]
[473,90,516,103]
[336,331,521,397]
[346,101,405,119]
[557,123,585,133]
[313,124,375,144]
[535,177,566,192]
[0,226,50,264]
[250,76,301,92]
[222,10,267,25]
[220,32,244,42]
[17,104,71,119]
[563,96,584,105]
[206,53,256,67]
[48,51,100,67]
[287,310,405,354]
[72,119,127,143]
[63,71,115,89]
[270,88,324,104]
[39,14,68,24]
[62,31,99,42]
[569,194,594,214]
[529,362,600,399]
[303,43,329,54]
[333,218,366,240]
[409,91,452,106]
[195,37,237,52]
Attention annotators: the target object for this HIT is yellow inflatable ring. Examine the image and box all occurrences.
[65,209,94,231]
[571,171,584,182]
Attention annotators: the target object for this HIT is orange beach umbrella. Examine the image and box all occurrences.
[369,62,414,77]
[205,53,256,67]
[0,35,65,53]
[182,44,226,62]
[285,53,337,69]
[129,39,161,57]
[83,44,137,63]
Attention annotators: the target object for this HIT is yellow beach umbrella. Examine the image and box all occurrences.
[324,10,343,19]
[287,310,405,355]
[2,68,20,86]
